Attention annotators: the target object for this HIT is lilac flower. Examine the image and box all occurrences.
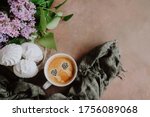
[8,0,36,39]
[8,0,26,4]
[21,25,36,39]
[28,20,36,27]
[0,12,10,40]
[6,25,20,38]
[0,16,20,38]
[0,33,8,43]
[11,18,21,30]
[0,12,9,22]
[0,0,36,44]
[8,0,36,21]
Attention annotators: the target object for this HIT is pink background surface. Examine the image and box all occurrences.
[53,0,150,99]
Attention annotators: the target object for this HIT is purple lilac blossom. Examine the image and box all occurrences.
[10,0,36,39]
[8,0,36,21]
[0,12,9,22]
[0,33,8,43]
[21,25,36,39]
[0,13,20,38]
[0,12,9,43]
[0,0,36,43]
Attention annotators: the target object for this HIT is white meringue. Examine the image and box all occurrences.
[0,44,22,66]
[22,42,43,63]
[13,60,38,78]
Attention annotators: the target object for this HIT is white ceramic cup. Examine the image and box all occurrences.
[43,53,78,89]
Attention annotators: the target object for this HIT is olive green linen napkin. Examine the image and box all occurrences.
[0,74,45,100]
[0,40,123,100]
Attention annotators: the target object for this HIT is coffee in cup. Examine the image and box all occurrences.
[43,53,77,89]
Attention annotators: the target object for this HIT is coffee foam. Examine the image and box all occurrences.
[47,56,75,84]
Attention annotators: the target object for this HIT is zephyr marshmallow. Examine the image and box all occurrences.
[0,44,22,66]
[13,59,38,78]
[22,42,43,63]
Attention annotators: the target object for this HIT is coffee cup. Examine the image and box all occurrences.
[43,53,78,89]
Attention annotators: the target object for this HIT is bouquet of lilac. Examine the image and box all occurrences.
[0,0,36,44]
[0,0,73,49]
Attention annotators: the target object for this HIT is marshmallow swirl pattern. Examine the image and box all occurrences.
[0,44,22,66]
[22,43,43,63]
[13,59,38,78]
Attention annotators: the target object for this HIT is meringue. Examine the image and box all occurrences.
[13,59,38,78]
[22,42,43,63]
[0,44,22,66]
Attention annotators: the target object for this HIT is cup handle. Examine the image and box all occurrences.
[43,81,52,89]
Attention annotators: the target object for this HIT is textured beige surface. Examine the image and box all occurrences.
[53,0,150,99]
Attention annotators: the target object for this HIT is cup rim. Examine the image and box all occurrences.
[44,53,78,87]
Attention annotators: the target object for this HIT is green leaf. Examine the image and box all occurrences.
[47,12,63,30]
[39,7,47,34]
[62,14,73,21]
[8,38,26,45]
[54,0,67,9]
[30,0,45,5]
[31,0,54,8]
[38,32,57,49]
[46,0,55,8]
[35,7,41,21]
[45,10,54,23]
